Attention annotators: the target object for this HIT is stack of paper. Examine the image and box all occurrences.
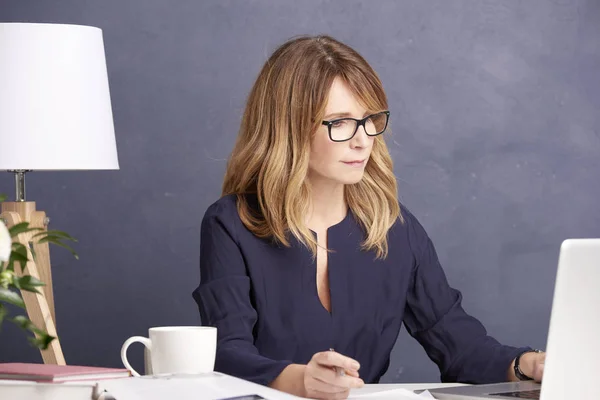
[97,372,436,400]
[97,372,301,400]
[0,379,100,400]
[349,386,435,399]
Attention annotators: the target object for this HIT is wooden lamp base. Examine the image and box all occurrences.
[1,201,65,365]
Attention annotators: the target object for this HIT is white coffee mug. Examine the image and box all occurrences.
[120,326,217,376]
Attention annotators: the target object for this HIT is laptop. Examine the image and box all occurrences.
[429,239,600,400]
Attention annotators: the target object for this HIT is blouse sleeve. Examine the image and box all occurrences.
[401,207,531,383]
[192,202,292,386]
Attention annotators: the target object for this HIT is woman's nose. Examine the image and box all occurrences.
[350,124,369,149]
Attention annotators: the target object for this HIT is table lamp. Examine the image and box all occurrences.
[0,23,119,364]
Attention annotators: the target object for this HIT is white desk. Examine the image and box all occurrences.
[0,379,467,400]
[359,383,467,391]
[351,383,468,398]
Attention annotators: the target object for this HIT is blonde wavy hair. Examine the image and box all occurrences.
[222,35,401,259]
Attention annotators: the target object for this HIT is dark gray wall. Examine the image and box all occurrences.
[1,0,598,383]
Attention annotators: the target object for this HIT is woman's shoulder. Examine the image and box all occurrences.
[202,193,258,229]
[200,194,245,245]
[203,193,238,219]
[391,201,431,256]
[201,193,264,248]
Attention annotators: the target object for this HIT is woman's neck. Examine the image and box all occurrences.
[306,176,347,231]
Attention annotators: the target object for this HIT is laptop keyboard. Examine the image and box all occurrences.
[490,389,541,399]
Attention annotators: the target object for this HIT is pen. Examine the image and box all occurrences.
[329,348,345,377]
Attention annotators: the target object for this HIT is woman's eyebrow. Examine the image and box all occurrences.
[323,111,370,120]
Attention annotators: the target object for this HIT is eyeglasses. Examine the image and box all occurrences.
[321,111,390,142]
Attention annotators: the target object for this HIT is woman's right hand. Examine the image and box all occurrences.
[303,350,365,399]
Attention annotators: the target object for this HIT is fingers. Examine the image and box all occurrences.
[345,369,360,378]
[313,351,360,372]
[307,354,364,390]
[308,388,350,400]
[307,362,364,388]
[307,375,350,393]
[313,371,364,389]
[305,350,364,400]
[533,356,545,382]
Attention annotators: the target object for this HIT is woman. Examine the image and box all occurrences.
[193,35,545,399]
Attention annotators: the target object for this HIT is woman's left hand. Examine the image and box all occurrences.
[515,351,546,382]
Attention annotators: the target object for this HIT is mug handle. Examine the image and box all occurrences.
[121,336,151,377]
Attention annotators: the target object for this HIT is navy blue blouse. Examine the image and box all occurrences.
[193,194,529,386]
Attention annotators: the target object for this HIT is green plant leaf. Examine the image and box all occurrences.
[8,222,42,238]
[11,243,28,258]
[19,286,41,294]
[0,194,7,202]
[29,333,55,350]
[36,234,75,244]
[11,315,31,330]
[36,237,79,260]
[9,222,29,237]
[0,288,25,308]
[17,227,44,236]
[10,315,56,350]
[29,243,37,262]
[17,275,44,294]
[32,230,78,243]
[0,304,6,327]
[5,260,14,272]
[9,243,29,273]
[18,275,44,287]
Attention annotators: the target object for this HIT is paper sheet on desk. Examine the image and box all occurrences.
[97,372,301,400]
[349,387,435,399]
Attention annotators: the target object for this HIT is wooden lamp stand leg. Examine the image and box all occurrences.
[1,201,65,365]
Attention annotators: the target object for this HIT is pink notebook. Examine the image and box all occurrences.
[0,363,131,382]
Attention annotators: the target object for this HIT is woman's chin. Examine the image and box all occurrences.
[339,171,366,185]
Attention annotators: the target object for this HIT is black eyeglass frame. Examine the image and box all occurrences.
[321,111,390,142]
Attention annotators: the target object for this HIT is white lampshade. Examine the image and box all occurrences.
[0,23,119,170]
